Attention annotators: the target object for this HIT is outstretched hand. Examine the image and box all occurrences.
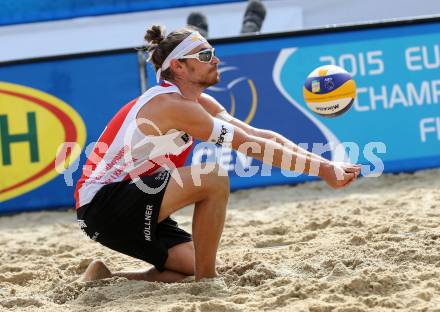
[319,162,362,189]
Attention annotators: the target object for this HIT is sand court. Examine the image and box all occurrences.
[1,169,440,311]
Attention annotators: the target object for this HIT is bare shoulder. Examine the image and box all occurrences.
[136,93,192,135]
[141,92,222,116]
[137,93,191,119]
[138,93,179,113]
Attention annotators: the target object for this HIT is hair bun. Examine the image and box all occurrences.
[145,25,165,45]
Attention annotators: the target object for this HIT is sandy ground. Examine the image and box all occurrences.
[1,169,440,311]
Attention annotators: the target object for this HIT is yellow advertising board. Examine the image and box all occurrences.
[0,82,86,202]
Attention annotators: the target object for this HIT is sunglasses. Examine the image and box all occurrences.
[179,48,216,63]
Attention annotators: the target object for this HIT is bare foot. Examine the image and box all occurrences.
[81,260,112,282]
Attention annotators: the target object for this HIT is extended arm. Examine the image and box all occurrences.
[160,95,359,188]
[198,93,329,166]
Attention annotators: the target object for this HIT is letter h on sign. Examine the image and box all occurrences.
[0,112,39,165]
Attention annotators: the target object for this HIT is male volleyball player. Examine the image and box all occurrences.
[75,25,361,283]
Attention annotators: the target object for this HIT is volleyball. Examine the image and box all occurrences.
[303,65,356,117]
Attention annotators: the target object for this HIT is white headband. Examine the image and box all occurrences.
[155,31,207,82]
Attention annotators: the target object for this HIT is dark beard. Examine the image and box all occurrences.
[200,71,220,88]
[187,64,219,88]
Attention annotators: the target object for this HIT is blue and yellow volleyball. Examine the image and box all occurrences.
[303,65,356,117]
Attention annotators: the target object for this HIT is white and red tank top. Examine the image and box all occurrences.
[74,82,193,209]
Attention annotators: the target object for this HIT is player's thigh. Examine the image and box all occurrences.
[159,164,228,222]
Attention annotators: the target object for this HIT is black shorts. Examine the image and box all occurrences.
[76,170,192,272]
